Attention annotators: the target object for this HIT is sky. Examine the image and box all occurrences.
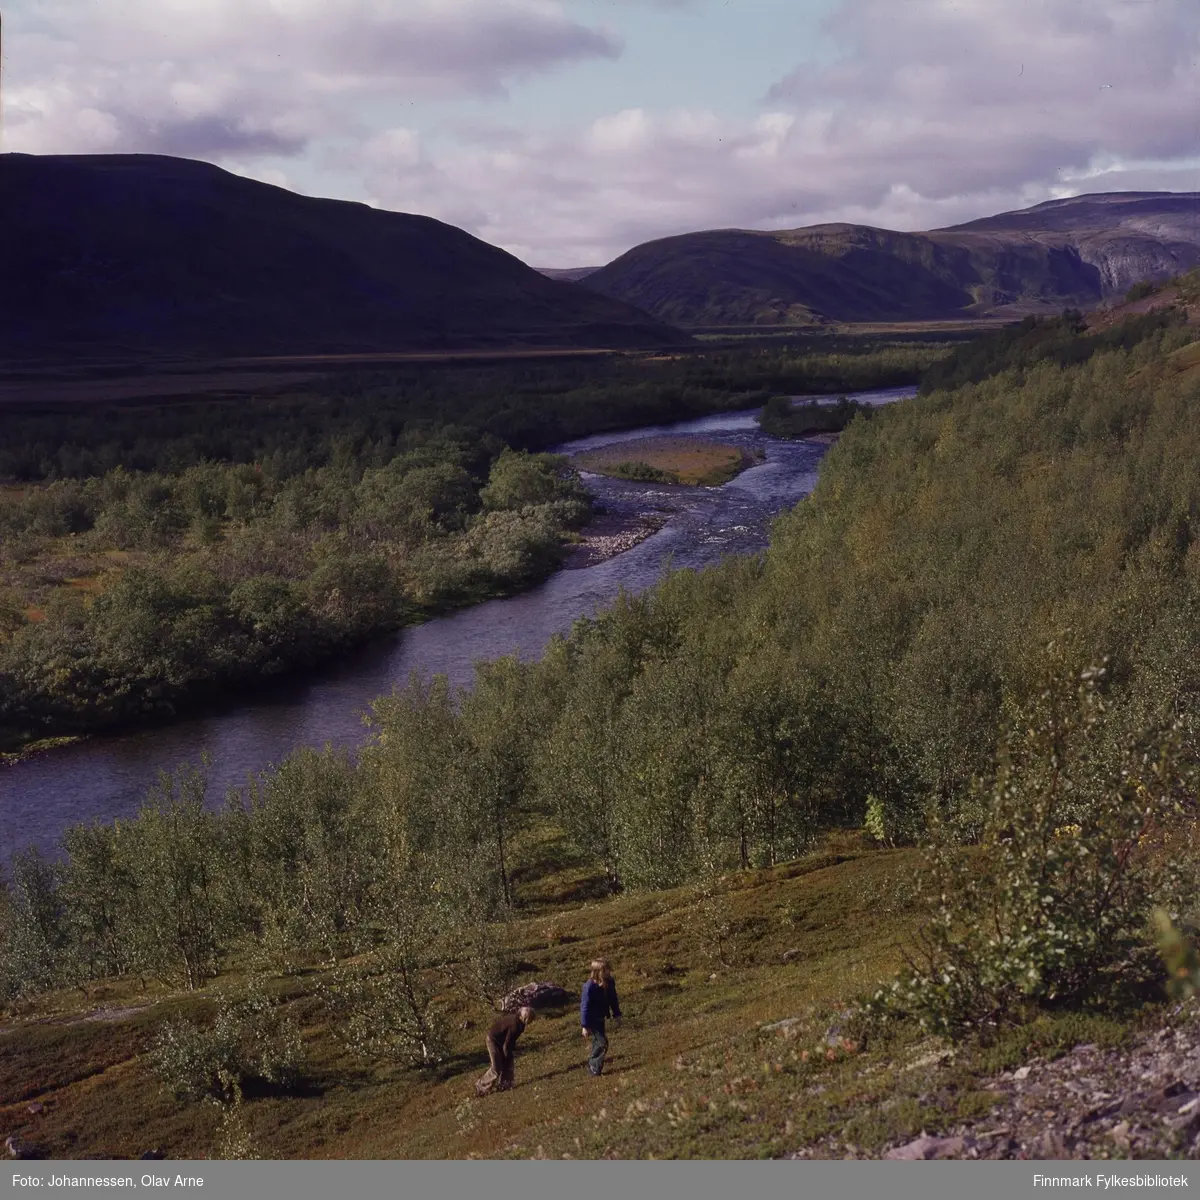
[1,0,1198,266]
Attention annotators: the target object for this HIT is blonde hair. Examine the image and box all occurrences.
[518,1005,535,1023]
[589,958,612,984]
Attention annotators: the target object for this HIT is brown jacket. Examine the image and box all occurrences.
[487,1012,526,1056]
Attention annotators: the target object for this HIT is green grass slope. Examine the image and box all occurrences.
[0,154,688,361]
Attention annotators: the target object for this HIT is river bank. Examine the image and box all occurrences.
[562,509,669,570]
[0,385,917,861]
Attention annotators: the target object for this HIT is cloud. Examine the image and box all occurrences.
[4,0,621,157]
[355,0,1200,263]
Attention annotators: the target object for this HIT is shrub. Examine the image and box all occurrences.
[609,460,675,483]
[862,792,923,847]
[1154,910,1200,1002]
[149,978,305,1104]
[866,663,1199,1040]
[320,946,450,1068]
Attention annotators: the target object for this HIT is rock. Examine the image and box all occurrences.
[140,1150,165,1160]
[762,1017,804,1037]
[1033,1130,1069,1158]
[885,1134,965,1160]
[782,949,803,964]
[500,981,571,1013]
[1107,1120,1132,1150]
[6,1135,36,1160]
[26,1102,44,1115]
[1013,1065,1032,1080]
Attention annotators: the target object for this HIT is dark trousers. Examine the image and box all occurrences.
[478,1033,515,1094]
[587,1022,609,1075]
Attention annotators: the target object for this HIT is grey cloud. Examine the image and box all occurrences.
[306,11,621,84]
[114,114,309,159]
[5,0,623,158]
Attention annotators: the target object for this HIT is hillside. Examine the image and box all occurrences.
[581,191,1200,328]
[0,154,686,360]
[2,833,1196,1162]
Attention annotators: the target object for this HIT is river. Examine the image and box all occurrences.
[0,385,915,860]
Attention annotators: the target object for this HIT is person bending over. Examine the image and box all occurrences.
[477,1004,535,1095]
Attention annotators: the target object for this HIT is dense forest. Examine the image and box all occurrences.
[0,339,943,749]
[4,306,1200,1042]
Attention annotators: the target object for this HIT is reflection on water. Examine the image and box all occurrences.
[0,386,916,857]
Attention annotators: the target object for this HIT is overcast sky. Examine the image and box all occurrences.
[2,0,1198,266]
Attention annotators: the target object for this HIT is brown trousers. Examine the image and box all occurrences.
[475,1032,515,1096]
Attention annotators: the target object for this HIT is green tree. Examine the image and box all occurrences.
[114,763,235,989]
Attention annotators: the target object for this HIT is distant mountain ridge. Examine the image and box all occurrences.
[0,153,685,360]
[535,266,601,282]
[580,192,1200,328]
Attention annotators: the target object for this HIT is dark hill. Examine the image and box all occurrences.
[0,153,686,360]
[582,192,1200,328]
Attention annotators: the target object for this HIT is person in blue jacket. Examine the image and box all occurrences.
[580,957,621,1076]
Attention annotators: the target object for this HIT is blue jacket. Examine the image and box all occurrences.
[581,978,621,1029]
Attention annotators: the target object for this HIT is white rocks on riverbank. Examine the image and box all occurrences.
[565,515,667,569]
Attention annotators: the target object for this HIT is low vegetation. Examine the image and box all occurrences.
[574,438,759,487]
[0,445,589,750]
[920,298,1192,394]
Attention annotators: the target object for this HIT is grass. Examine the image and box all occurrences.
[2,529,138,628]
[1160,340,1200,387]
[573,438,760,487]
[0,735,85,766]
[1,828,1162,1162]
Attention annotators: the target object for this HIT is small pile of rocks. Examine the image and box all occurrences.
[567,516,667,569]
[922,1015,1200,1160]
[792,1005,1200,1160]
[500,981,572,1013]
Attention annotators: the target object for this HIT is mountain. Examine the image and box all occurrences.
[534,266,602,282]
[0,154,686,360]
[581,192,1200,328]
